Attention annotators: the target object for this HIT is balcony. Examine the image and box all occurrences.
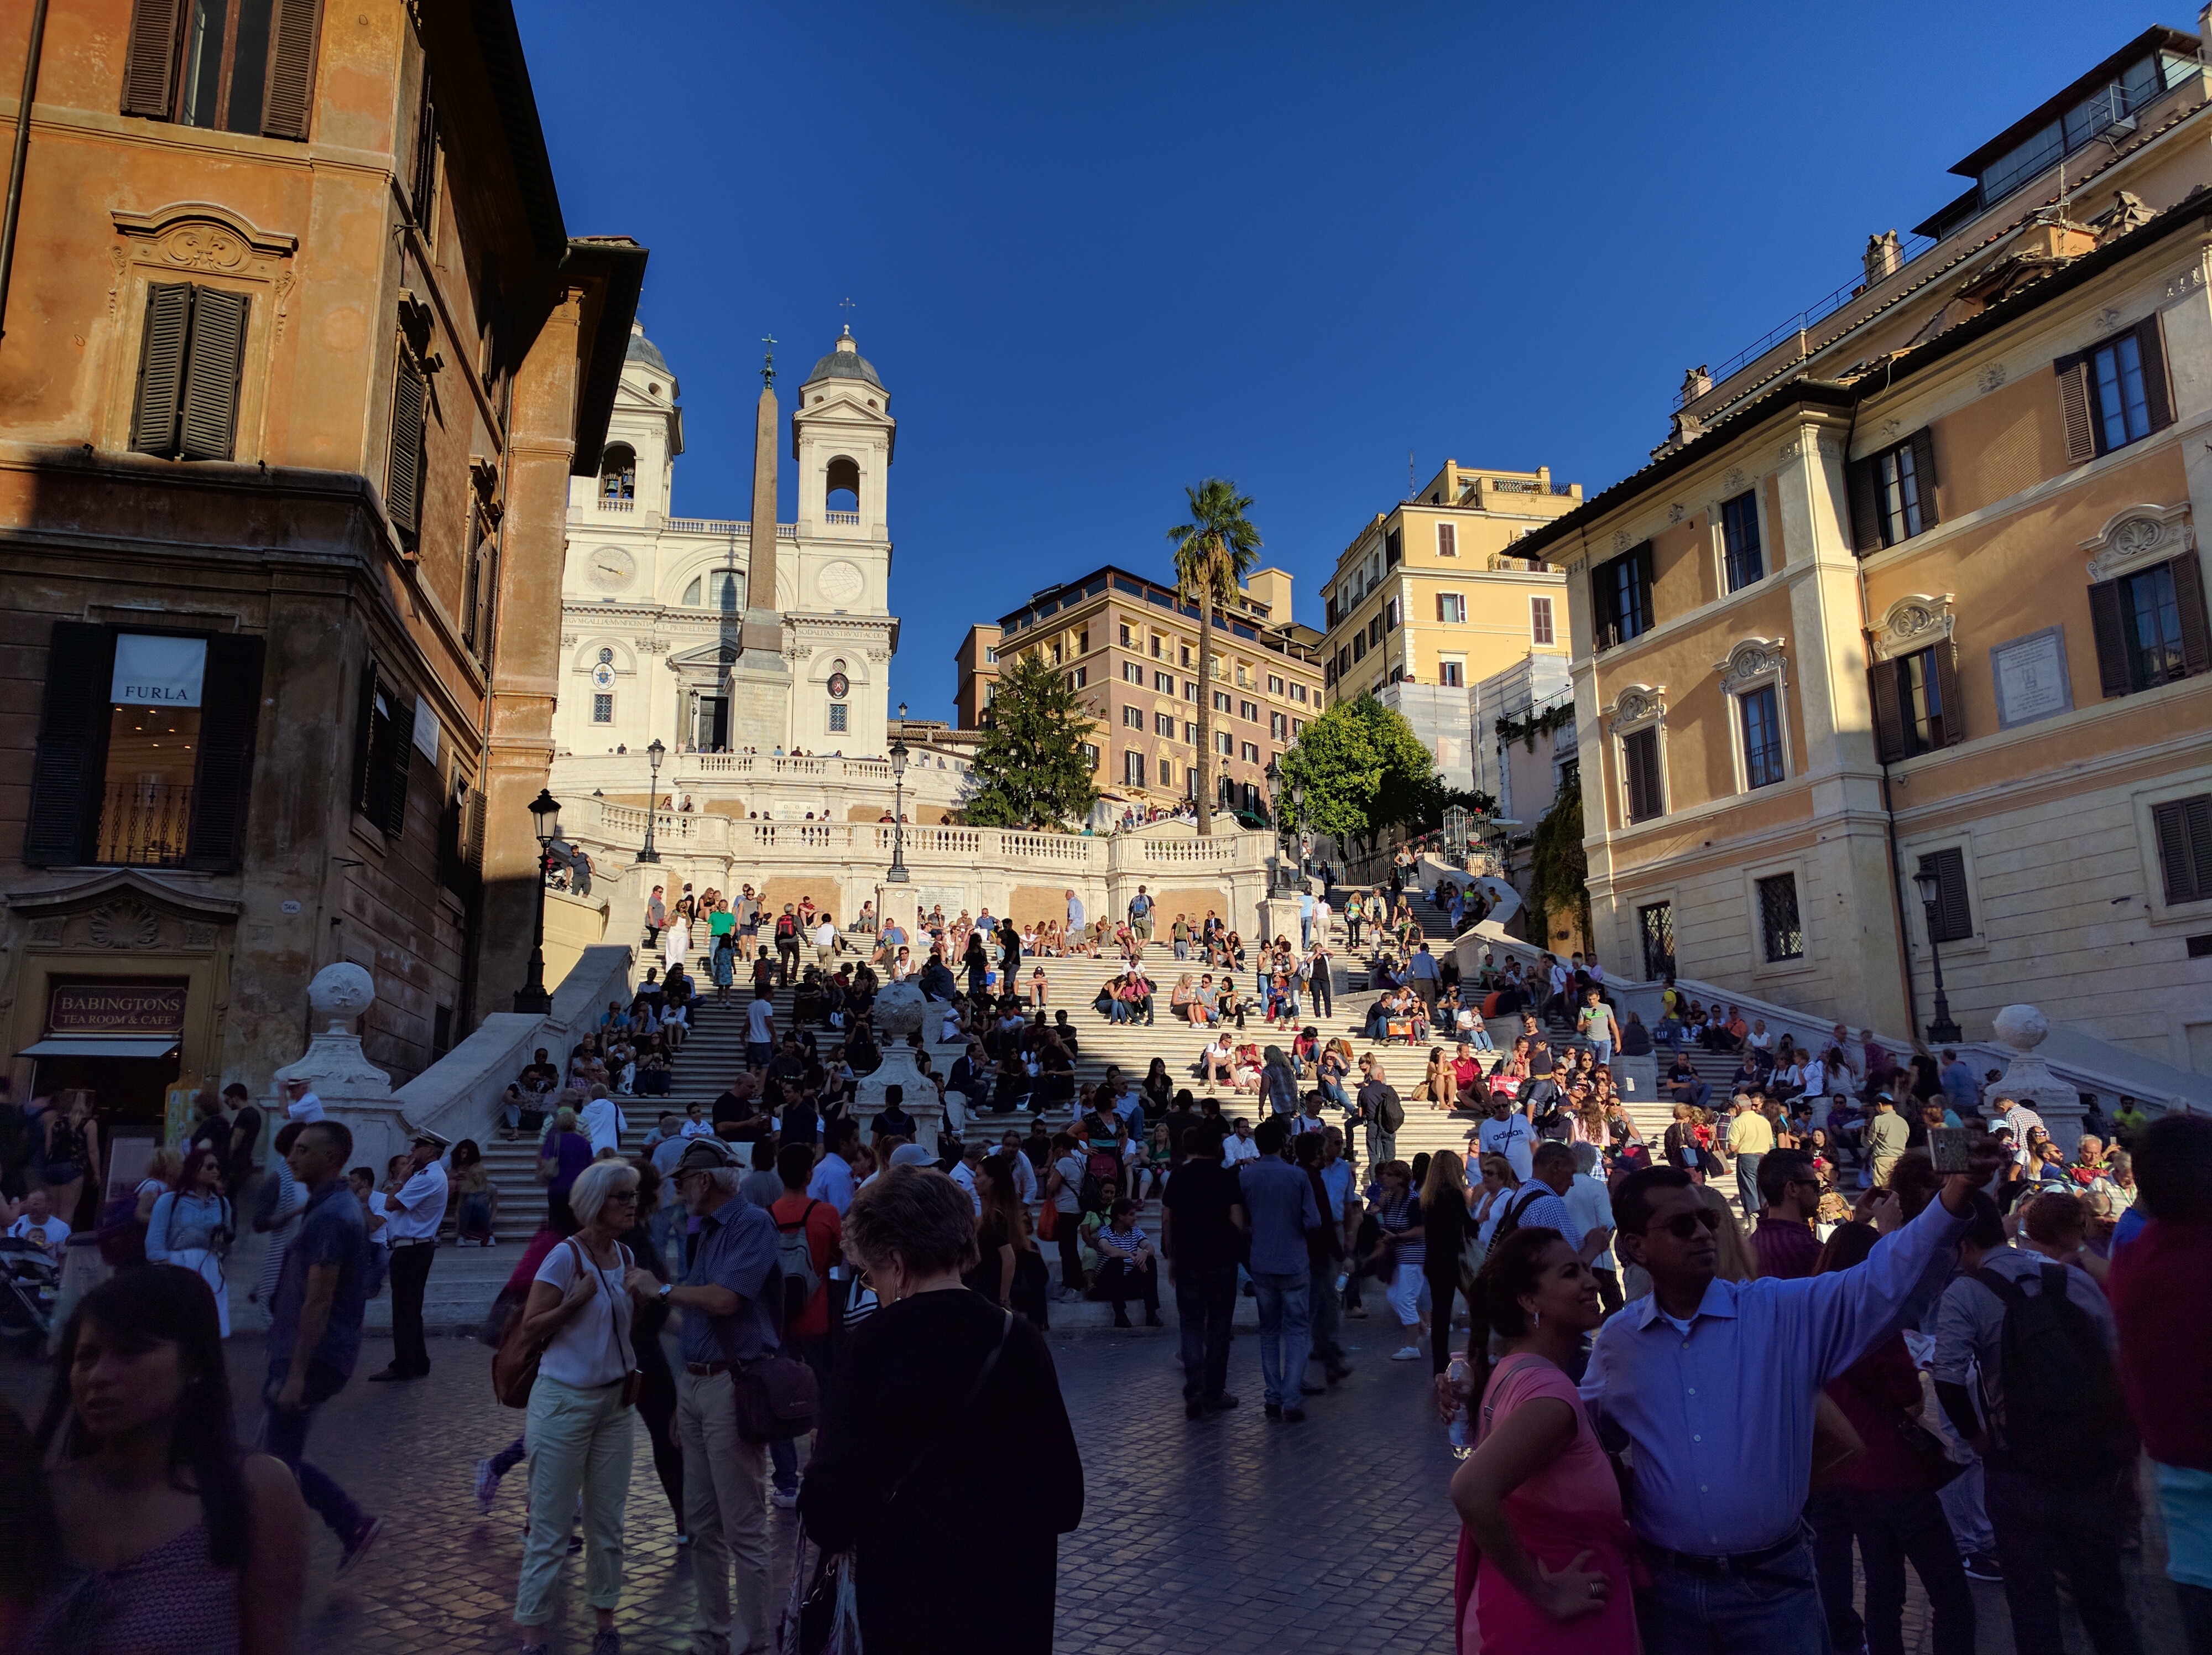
[596,497,635,513]
[825,511,861,526]
[96,782,192,867]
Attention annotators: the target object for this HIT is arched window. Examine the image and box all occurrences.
[681,571,743,611]
[598,444,636,501]
[825,455,860,514]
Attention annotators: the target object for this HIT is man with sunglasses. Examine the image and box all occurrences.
[1748,1148,1823,1281]
[1584,1134,2006,1655]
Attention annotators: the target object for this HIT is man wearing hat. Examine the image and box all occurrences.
[1864,1091,1910,1191]
[280,1075,324,1123]
[627,1136,782,1655]
[367,1130,449,1382]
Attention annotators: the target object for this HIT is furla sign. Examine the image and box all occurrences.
[110,634,207,707]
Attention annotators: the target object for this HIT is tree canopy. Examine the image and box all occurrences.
[1167,478,1261,834]
[1277,693,1442,847]
[962,650,1101,829]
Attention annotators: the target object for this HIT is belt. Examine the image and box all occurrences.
[1644,1528,1804,1577]
[684,1360,733,1377]
[389,1236,437,1248]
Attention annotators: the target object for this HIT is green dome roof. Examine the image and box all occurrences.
[806,326,881,389]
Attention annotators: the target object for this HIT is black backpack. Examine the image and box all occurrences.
[1369,1084,1404,1134]
[1973,1264,2136,1477]
[1488,1185,1550,1249]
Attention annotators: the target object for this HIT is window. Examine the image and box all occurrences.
[597,443,635,501]
[984,647,999,665]
[1738,684,1785,788]
[1622,726,1663,824]
[1269,712,1287,741]
[2152,794,2212,904]
[1385,597,1401,631]
[1124,750,1145,786]
[1291,684,1307,704]
[1151,634,1164,658]
[1185,722,1198,744]
[1530,596,1554,646]
[120,0,324,138]
[409,79,438,231]
[1368,616,1384,647]
[1756,873,1804,962]
[1154,670,1173,693]
[1437,522,1457,557]
[1239,699,1259,722]
[1119,623,1135,647]
[827,702,848,733]
[1638,902,1676,979]
[1291,719,1303,738]
[1123,661,1143,684]
[1591,543,1655,650]
[1159,759,1175,788]
[1351,633,1366,664]
[1183,679,1197,703]
[1439,660,1464,688]
[1081,742,1100,770]
[592,693,613,724]
[1217,732,1234,756]
[1848,432,1938,551]
[1214,691,1233,714]
[1266,674,1284,696]
[1437,592,1467,624]
[1918,847,1973,941]
[1240,741,1260,763]
[1122,705,1143,729]
[1872,644,1959,760]
[1074,629,1088,655]
[1067,666,1087,690]
[1048,642,1062,665]
[1385,528,1402,566]
[1155,711,1175,737]
[2089,556,2210,695]
[128,283,248,461]
[2056,320,2172,463]
[1720,491,1763,592]
[462,509,499,667]
[387,341,429,543]
[352,663,414,840]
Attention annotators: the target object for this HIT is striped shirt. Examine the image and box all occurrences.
[1095,1224,1149,1263]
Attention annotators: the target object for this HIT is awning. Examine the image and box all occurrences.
[19,1037,181,1058]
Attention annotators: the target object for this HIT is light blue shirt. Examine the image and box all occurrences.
[1581,1194,1967,1555]
[805,1152,856,1215]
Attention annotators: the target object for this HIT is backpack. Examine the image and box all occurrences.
[1370,1084,1405,1134]
[775,914,799,942]
[1488,1185,1550,1249]
[1972,1263,2136,1477]
[775,1201,824,1327]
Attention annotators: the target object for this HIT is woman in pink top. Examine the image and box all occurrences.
[1446,1226,1637,1654]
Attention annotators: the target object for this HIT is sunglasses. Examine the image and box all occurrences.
[1640,1208,1723,1241]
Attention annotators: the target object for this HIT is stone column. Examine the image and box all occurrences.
[1987,1005,2086,1151]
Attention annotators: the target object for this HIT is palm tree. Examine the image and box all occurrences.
[1167,478,1262,836]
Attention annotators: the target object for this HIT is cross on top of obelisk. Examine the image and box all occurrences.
[760,334,777,388]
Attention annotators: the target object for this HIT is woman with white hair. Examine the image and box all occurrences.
[510,1157,641,1655]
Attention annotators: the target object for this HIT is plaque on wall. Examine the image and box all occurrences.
[1990,626,2073,730]
[49,981,189,1035]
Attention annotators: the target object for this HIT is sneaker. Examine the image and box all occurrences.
[337,1516,382,1577]
[1390,1345,1422,1361]
[590,1634,624,1655]
[771,1487,800,1509]
[473,1456,498,1515]
[1962,1553,2002,1582]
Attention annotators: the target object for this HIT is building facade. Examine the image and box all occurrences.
[0,0,639,1126]
[554,326,900,767]
[967,565,1327,815]
[1523,20,2212,1075]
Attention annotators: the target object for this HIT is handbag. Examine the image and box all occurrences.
[786,1310,1015,1655]
[494,1238,583,1408]
[1037,1199,1061,1242]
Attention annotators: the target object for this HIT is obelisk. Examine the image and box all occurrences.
[728,346,792,747]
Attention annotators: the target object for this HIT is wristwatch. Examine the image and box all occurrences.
[658,1282,674,1302]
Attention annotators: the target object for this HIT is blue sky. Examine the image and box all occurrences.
[519,0,2150,724]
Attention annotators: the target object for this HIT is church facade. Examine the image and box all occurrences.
[554,325,900,769]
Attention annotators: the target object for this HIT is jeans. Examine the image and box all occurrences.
[517,1375,634,1626]
[1985,1464,2142,1655]
[1365,1125,1396,1168]
[1469,1027,1495,1052]
[1636,1531,1827,1655]
[1311,975,1332,1017]
[1250,1269,1310,1408]
[676,1367,772,1651]
[262,1357,367,1542]
[1845,1485,1975,1655]
[1176,1261,1238,1401]
[1735,1151,1765,1217]
[1308,1258,1347,1370]
[1589,1038,1613,1066]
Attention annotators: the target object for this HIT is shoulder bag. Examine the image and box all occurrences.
[493,1237,587,1408]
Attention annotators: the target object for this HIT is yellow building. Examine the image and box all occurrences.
[1317,462,1582,789]
[1518,22,2212,1087]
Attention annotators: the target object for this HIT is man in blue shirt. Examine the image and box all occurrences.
[1240,1117,1322,1421]
[627,1137,781,1654]
[262,1118,380,1572]
[1584,1136,2007,1655]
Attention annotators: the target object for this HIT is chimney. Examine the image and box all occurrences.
[1863,229,1903,287]
[1678,364,1712,405]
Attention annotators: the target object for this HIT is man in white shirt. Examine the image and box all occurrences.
[1222,1117,1261,1166]
[579,1091,625,1157]
[814,917,840,970]
[1477,1096,1536,1183]
[1065,890,1085,936]
[680,1101,717,1139]
[280,1078,324,1123]
[997,1131,1040,1207]
[950,1142,984,1214]
[1565,1144,1622,1313]
[1991,1095,2045,1166]
[6,1190,69,1258]
[368,1132,450,1382]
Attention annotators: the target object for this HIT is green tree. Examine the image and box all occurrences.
[1167,478,1262,836]
[963,650,1100,829]
[1278,692,1442,853]
[1526,780,1590,949]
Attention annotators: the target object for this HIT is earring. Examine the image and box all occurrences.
[1530,1309,1540,1330]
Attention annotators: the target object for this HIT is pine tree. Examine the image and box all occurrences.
[963,650,1102,829]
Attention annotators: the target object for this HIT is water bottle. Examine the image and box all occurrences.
[1447,1354,1475,1459]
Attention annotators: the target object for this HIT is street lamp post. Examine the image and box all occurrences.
[1263,756,1285,890]
[1912,866,1963,1044]
[639,738,665,863]
[514,787,561,1013]
[886,705,910,884]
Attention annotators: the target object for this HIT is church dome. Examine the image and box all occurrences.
[626,322,670,374]
[806,326,882,389]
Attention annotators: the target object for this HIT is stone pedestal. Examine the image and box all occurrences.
[1987,1005,2086,1151]
[857,981,941,1152]
[727,646,792,752]
[272,963,408,1170]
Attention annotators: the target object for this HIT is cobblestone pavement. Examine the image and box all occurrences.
[1,1320,2190,1654]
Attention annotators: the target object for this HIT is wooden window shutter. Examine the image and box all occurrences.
[382,691,414,839]
[260,0,325,140]
[2173,551,2212,676]
[410,83,438,227]
[2054,352,2095,466]
[1919,848,1973,942]
[1868,657,1907,762]
[1589,562,1616,650]
[466,786,486,875]
[2136,316,2174,434]
[1933,642,1964,746]
[182,634,265,870]
[2086,578,2131,698]
[1908,428,1940,530]
[24,622,117,867]
[2151,795,2212,905]
[130,283,193,456]
[1846,456,1881,554]
[387,349,427,539]
[1636,542,1656,626]
[120,0,185,118]
[178,287,247,460]
[352,663,382,819]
